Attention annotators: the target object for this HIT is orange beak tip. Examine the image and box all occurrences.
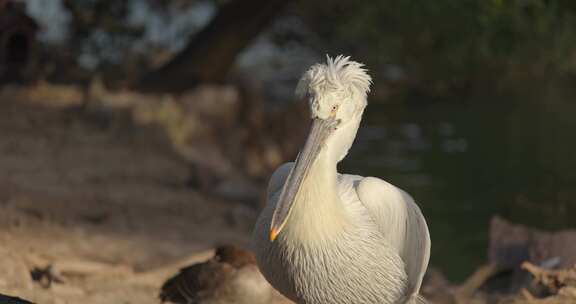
[269,228,279,242]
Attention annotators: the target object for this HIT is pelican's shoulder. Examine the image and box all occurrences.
[356,176,414,204]
[335,173,364,205]
[356,177,420,225]
[337,175,415,211]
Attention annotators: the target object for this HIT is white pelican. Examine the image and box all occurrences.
[253,55,431,304]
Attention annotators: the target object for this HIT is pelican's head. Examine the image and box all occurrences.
[296,55,372,124]
[269,55,372,241]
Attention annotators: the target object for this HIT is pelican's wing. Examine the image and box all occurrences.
[253,162,294,248]
[266,162,294,203]
[356,177,430,298]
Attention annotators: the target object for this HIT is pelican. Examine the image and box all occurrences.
[253,55,430,304]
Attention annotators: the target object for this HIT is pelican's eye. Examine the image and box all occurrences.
[330,105,339,116]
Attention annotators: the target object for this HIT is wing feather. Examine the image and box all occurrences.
[266,162,294,201]
[357,177,430,298]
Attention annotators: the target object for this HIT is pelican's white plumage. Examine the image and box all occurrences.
[253,56,430,304]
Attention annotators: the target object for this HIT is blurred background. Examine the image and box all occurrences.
[1,0,576,303]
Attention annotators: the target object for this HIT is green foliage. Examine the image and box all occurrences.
[298,0,576,97]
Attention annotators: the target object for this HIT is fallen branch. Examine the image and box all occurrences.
[521,262,576,293]
[453,263,500,304]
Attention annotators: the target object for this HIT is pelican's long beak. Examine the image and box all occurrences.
[269,117,338,241]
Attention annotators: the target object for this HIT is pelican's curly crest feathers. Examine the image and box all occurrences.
[296,55,372,100]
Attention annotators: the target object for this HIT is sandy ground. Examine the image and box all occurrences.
[0,99,259,303]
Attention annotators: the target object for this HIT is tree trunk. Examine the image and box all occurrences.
[138,0,288,93]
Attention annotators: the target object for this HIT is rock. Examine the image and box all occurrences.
[0,293,34,304]
[485,216,576,295]
[489,216,576,269]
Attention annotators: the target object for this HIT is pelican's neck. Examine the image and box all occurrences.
[326,113,363,163]
[283,152,342,243]
[283,114,363,243]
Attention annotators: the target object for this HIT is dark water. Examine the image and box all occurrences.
[341,101,576,281]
